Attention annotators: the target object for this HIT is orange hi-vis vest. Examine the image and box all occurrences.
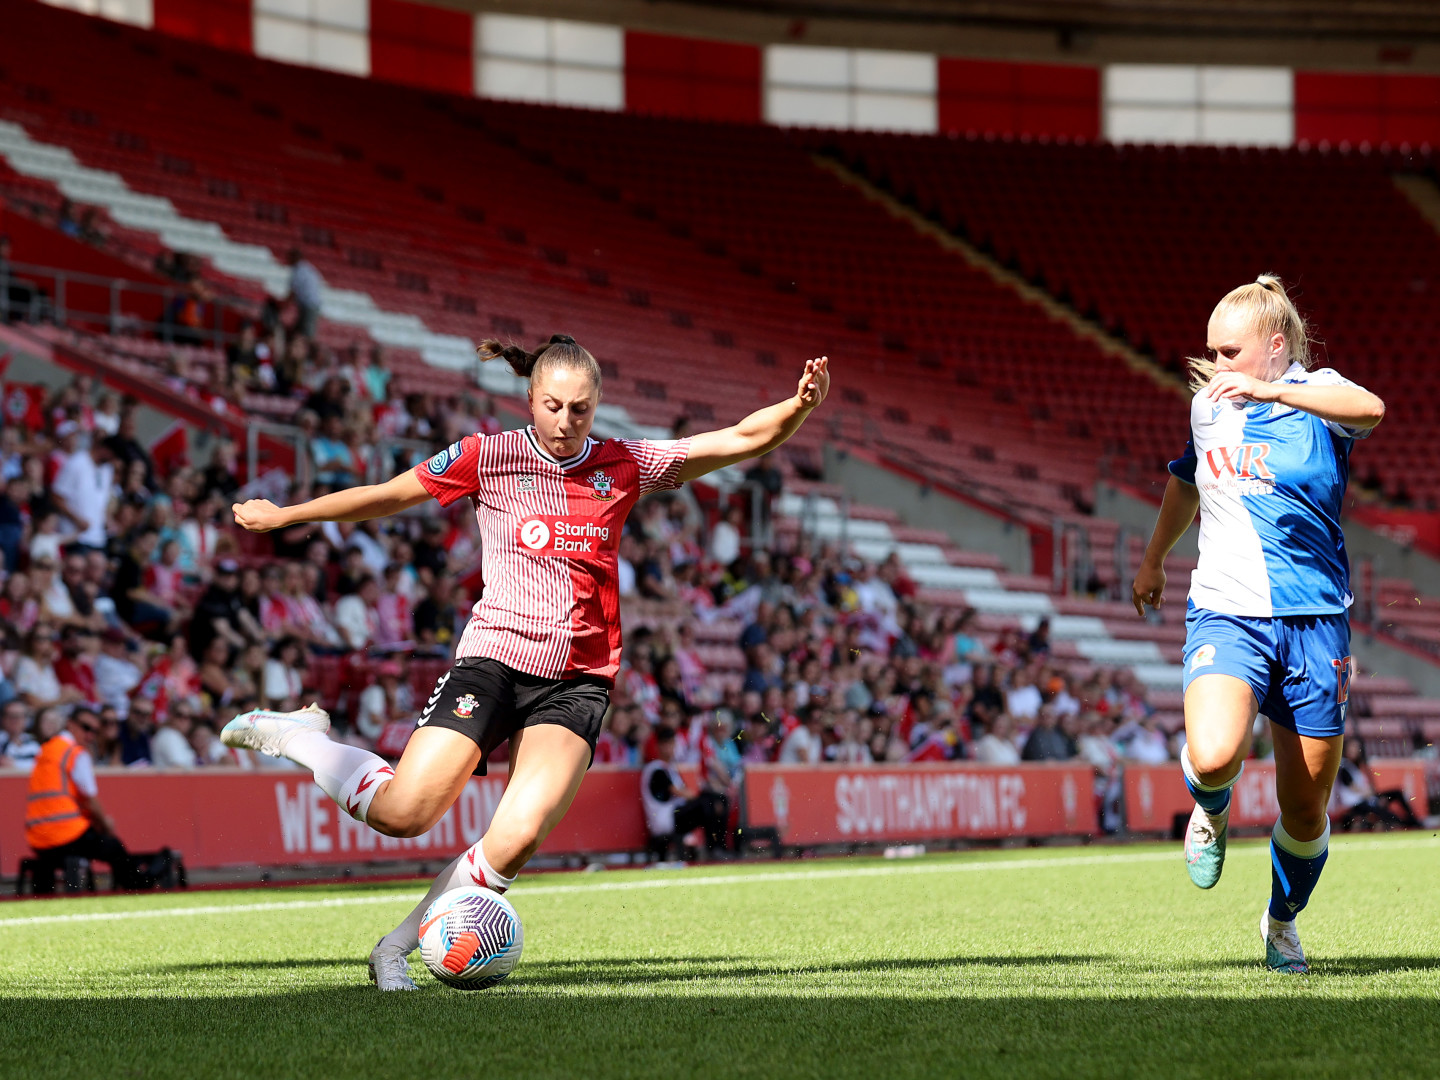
[25,734,90,850]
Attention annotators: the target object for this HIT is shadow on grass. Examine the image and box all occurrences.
[2,981,1438,1080]
[1183,955,1440,976]
[155,953,1108,982]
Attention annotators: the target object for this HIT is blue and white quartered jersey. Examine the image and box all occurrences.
[1169,363,1371,618]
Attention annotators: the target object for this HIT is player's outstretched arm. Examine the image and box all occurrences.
[1204,373,1385,431]
[232,470,432,533]
[1131,475,1200,617]
[677,356,830,482]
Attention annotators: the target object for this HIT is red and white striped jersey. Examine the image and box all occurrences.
[413,427,690,682]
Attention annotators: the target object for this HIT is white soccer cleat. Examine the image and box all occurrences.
[220,703,330,758]
[1261,909,1309,975]
[369,940,418,991]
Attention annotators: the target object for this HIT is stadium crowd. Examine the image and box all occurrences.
[0,369,1180,835]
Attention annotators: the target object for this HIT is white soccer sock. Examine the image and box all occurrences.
[460,835,516,894]
[1273,815,1330,859]
[378,851,468,955]
[283,730,393,823]
[377,837,516,955]
[1181,745,1242,798]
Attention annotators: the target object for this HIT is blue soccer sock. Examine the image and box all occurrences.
[1181,744,1241,815]
[1269,817,1330,923]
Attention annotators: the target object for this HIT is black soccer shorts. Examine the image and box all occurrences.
[415,657,610,775]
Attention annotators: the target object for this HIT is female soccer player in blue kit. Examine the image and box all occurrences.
[1132,275,1385,973]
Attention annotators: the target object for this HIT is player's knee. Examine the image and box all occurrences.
[366,801,441,839]
[1187,744,1241,783]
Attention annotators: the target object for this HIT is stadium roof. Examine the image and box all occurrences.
[454,0,1440,70]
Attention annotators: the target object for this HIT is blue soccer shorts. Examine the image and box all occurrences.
[1181,602,1352,738]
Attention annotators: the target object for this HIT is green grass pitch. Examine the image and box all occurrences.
[2,834,1438,1080]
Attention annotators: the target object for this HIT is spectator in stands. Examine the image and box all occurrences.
[368,661,418,759]
[334,574,381,650]
[50,431,116,552]
[709,504,744,568]
[312,415,360,487]
[285,248,323,339]
[736,712,776,763]
[93,628,142,712]
[1027,618,1052,659]
[92,393,122,438]
[189,722,230,767]
[261,638,305,712]
[188,558,252,660]
[56,199,81,238]
[362,345,391,403]
[0,700,40,771]
[1116,713,1171,765]
[828,709,871,763]
[0,568,39,634]
[354,658,401,746]
[375,563,412,645]
[641,726,728,861]
[111,528,174,639]
[743,452,783,538]
[108,414,154,489]
[149,703,196,768]
[198,637,241,713]
[1005,667,1043,721]
[412,572,457,653]
[593,707,632,766]
[0,474,26,571]
[974,714,1022,765]
[14,626,83,711]
[118,695,155,765]
[1022,707,1076,761]
[779,709,826,764]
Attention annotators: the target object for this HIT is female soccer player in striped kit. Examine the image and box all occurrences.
[223,335,829,989]
[1132,277,1384,973]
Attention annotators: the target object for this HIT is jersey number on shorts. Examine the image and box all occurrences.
[1331,656,1353,705]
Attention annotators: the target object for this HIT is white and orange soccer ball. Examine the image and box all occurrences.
[418,886,524,990]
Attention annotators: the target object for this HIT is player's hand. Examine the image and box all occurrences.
[795,356,830,410]
[1203,371,1280,405]
[232,499,288,533]
[1131,562,1167,617]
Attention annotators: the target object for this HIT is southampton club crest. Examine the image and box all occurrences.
[588,469,616,501]
[453,693,480,719]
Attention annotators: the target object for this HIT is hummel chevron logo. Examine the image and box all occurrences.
[345,766,393,818]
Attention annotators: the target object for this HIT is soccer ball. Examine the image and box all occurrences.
[418,886,524,990]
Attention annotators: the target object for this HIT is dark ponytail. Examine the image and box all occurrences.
[477,333,600,386]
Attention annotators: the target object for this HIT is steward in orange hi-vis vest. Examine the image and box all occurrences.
[25,733,92,849]
[23,709,130,893]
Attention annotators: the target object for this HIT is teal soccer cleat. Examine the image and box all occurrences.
[1183,802,1229,889]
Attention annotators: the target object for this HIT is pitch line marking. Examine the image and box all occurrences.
[0,837,1432,929]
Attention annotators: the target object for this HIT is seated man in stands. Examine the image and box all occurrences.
[25,706,132,891]
[0,700,41,771]
[641,726,728,862]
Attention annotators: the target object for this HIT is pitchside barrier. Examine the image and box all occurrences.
[1122,760,1429,833]
[741,762,1098,843]
[0,760,1429,872]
